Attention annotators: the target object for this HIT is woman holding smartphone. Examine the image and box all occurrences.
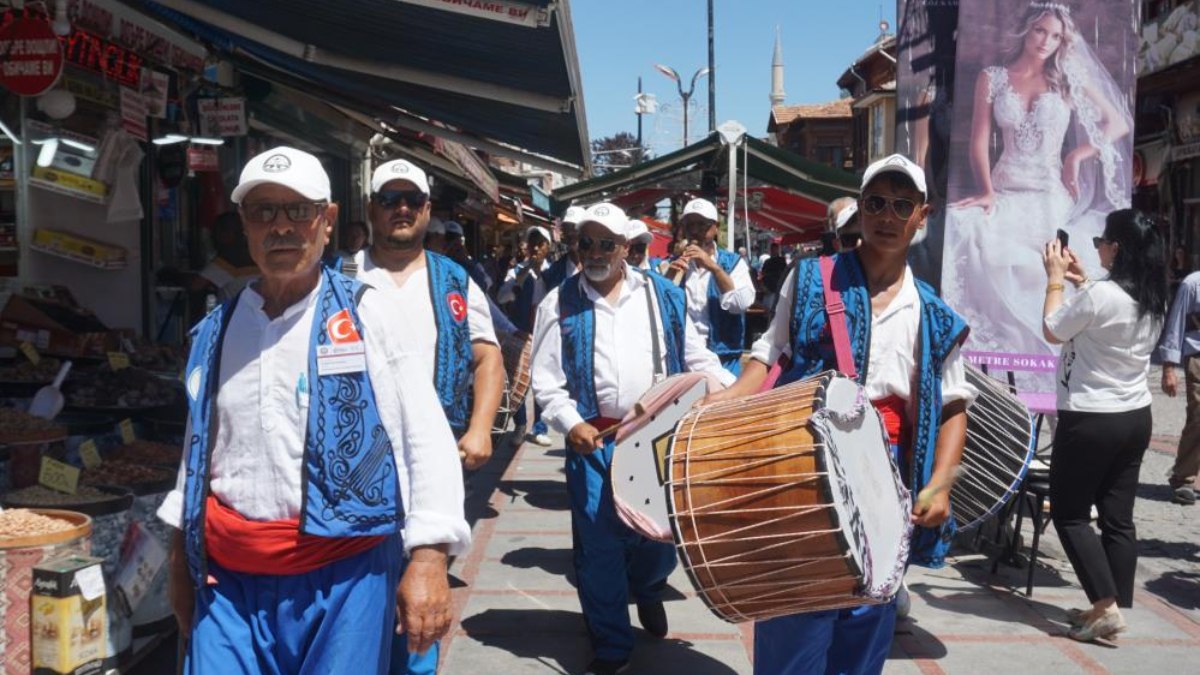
[1041,208,1167,642]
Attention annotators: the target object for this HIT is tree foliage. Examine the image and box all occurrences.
[590,132,649,176]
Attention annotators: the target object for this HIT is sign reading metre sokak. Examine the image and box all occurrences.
[0,15,64,96]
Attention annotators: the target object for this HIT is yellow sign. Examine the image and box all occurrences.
[20,341,41,365]
[39,457,80,495]
[119,419,136,444]
[107,352,130,371]
[79,440,102,469]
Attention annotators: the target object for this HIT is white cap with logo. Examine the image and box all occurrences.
[231,147,331,204]
[580,203,628,238]
[525,225,552,244]
[681,198,719,222]
[625,218,654,244]
[861,154,927,197]
[372,159,431,195]
[835,202,859,232]
[562,205,587,226]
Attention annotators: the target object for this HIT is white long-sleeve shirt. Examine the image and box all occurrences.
[497,259,550,305]
[531,265,736,435]
[751,265,976,405]
[683,252,757,341]
[157,281,471,556]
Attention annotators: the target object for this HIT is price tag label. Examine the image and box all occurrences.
[119,419,136,444]
[79,439,102,469]
[20,341,40,365]
[75,564,106,601]
[39,456,80,494]
[108,351,131,371]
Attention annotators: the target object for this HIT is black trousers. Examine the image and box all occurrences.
[1050,406,1151,608]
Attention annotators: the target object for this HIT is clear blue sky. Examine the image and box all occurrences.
[571,0,896,154]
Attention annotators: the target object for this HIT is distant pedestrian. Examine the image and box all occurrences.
[1157,267,1200,506]
[759,242,787,310]
[1041,209,1168,642]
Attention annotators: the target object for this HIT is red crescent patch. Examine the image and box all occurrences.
[326,309,362,344]
[447,292,468,323]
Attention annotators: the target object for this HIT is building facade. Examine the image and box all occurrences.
[836,34,897,173]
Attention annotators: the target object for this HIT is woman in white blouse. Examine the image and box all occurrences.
[1041,209,1168,643]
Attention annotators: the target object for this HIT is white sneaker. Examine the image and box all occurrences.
[528,433,552,446]
[895,581,911,619]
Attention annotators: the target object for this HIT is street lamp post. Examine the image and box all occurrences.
[654,64,710,147]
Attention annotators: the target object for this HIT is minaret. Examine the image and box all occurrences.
[770,27,786,106]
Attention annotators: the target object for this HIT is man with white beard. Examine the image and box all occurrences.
[530,203,733,675]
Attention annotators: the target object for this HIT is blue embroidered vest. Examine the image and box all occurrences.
[698,248,745,359]
[559,270,686,421]
[180,269,404,585]
[782,252,969,568]
[512,264,540,334]
[425,252,473,433]
[541,255,576,292]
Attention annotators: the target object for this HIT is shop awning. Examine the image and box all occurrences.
[554,132,858,240]
[132,0,591,174]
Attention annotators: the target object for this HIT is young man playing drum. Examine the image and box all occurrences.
[709,154,975,675]
[530,203,735,675]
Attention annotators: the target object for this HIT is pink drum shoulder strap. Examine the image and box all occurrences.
[819,255,857,380]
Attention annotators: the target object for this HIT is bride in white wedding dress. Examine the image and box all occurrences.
[943,3,1133,373]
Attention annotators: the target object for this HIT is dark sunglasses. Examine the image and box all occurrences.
[839,232,862,248]
[861,194,918,220]
[372,190,428,210]
[578,235,619,253]
[629,242,648,254]
[1093,236,1114,249]
[241,201,327,224]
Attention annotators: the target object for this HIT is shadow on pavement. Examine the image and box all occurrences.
[891,617,949,659]
[460,608,741,675]
[497,479,571,511]
[1144,570,1200,611]
[502,546,575,578]
[1138,537,1200,561]
[1137,481,1184,504]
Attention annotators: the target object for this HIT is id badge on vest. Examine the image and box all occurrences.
[318,308,368,376]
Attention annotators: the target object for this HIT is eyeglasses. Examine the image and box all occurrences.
[838,232,862,248]
[861,194,918,220]
[578,235,620,253]
[1093,236,1110,249]
[241,201,327,224]
[372,190,428,210]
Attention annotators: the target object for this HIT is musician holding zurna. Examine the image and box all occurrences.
[530,202,735,675]
[707,154,977,675]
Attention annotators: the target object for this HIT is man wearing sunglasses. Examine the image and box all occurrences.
[829,196,862,253]
[542,205,586,290]
[531,202,735,675]
[708,154,974,675]
[160,147,469,675]
[624,217,656,270]
[666,198,756,375]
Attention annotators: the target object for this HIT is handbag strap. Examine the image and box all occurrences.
[818,255,858,380]
[643,275,665,380]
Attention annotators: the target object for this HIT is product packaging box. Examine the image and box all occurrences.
[30,555,107,675]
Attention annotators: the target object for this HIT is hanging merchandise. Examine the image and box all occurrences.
[0,11,65,96]
[93,129,144,223]
[36,88,77,120]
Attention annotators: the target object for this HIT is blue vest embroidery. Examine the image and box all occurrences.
[783,252,969,568]
[559,270,686,421]
[180,269,404,585]
[541,255,575,292]
[700,248,745,358]
[426,252,473,432]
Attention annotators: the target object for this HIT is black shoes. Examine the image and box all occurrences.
[1170,485,1196,505]
[636,599,669,638]
[584,658,630,675]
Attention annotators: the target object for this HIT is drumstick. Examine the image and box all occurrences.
[593,419,623,442]
[915,465,963,512]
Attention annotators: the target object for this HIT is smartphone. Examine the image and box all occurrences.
[1056,228,1069,250]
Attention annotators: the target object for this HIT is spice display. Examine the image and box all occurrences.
[0,407,67,443]
[5,485,124,507]
[81,461,173,488]
[0,358,62,383]
[129,344,185,375]
[65,364,182,409]
[0,509,75,540]
[106,440,181,466]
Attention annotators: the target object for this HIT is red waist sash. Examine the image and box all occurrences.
[871,395,911,448]
[204,495,386,576]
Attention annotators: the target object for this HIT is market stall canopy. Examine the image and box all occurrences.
[132,0,591,175]
[553,133,857,239]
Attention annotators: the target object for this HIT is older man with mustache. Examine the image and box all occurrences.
[159,147,470,675]
[531,203,734,675]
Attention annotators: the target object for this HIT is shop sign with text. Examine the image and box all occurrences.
[0,13,64,96]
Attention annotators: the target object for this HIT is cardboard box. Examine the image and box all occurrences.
[31,555,107,675]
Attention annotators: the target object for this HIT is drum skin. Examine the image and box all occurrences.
[501,331,534,410]
[669,374,864,622]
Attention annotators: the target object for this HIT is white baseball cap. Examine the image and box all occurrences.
[443,220,464,237]
[835,202,859,232]
[525,225,552,244]
[580,202,628,238]
[681,198,719,222]
[231,147,331,204]
[861,153,927,197]
[372,158,430,195]
[427,217,446,235]
[562,206,587,226]
[625,218,654,244]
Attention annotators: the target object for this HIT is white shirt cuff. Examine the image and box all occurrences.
[403,512,471,557]
[156,489,184,529]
